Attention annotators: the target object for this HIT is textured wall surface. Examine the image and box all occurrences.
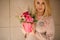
[0,0,60,40]
[50,0,60,40]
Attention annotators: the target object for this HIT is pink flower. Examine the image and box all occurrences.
[23,22,32,33]
[25,15,34,22]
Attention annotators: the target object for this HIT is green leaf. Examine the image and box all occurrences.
[34,19,38,22]
[20,18,24,23]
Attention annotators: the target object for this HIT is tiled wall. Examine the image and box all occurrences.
[50,0,60,40]
[0,0,10,40]
[0,0,60,40]
[51,0,60,40]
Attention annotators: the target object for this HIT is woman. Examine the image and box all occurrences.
[20,0,55,40]
[32,0,55,40]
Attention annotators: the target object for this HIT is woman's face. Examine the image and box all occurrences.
[34,0,45,13]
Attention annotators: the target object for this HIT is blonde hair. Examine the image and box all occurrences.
[31,0,51,17]
[44,0,51,17]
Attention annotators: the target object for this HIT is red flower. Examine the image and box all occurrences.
[23,11,30,17]
[23,11,34,22]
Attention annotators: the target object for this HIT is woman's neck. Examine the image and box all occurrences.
[36,12,44,20]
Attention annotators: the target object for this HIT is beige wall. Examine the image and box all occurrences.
[0,0,60,40]
[50,0,60,40]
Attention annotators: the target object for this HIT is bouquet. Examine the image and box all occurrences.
[20,11,38,23]
[17,10,38,33]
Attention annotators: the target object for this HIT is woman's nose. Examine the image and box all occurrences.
[39,5,42,9]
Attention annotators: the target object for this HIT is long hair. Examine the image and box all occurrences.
[44,0,51,17]
[30,0,51,17]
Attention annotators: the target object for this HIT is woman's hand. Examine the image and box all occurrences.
[31,22,36,34]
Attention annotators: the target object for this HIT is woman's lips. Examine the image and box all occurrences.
[38,8,42,10]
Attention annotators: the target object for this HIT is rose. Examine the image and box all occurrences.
[25,15,34,22]
[23,11,29,17]
[23,11,34,22]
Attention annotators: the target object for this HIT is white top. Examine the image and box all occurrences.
[35,16,55,40]
[21,16,55,40]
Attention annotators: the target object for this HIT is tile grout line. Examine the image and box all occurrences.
[9,0,11,40]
